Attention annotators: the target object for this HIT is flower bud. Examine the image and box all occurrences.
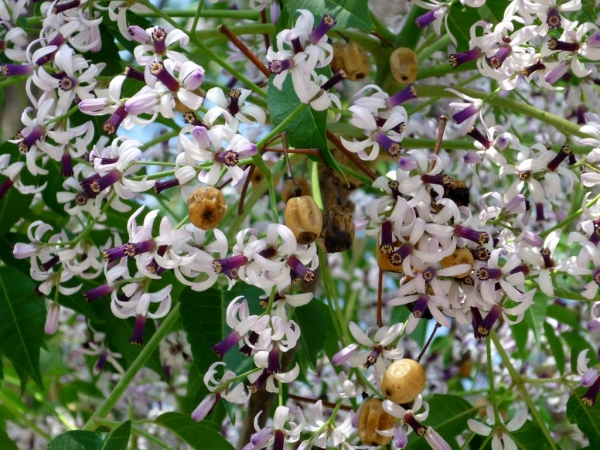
[381,359,426,404]
[390,47,418,84]
[319,205,355,253]
[187,186,227,230]
[282,177,311,203]
[285,195,323,245]
[440,247,474,278]
[358,398,395,446]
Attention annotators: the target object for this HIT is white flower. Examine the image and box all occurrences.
[468,406,528,450]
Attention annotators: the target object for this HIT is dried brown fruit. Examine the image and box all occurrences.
[381,359,426,404]
[390,47,418,84]
[285,196,323,245]
[319,205,355,253]
[331,42,370,81]
[444,177,470,207]
[331,42,346,74]
[440,248,475,278]
[357,398,395,446]
[187,186,227,230]
[341,42,370,81]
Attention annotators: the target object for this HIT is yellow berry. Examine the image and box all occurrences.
[285,196,323,245]
[440,247,475,278]
[390,47,418,84]
[357,398,395,446]
[381,359,426,404]
[187,186,227,230]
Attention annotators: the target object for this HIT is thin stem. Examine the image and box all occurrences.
[139,130,178,151]
[490,330,559,450]
[83,304,181,431]
[139,9,260,20]
[418,34,451,62]
[418,84,591,138]
[326,130,377,181]
[136,0,266,98]
[70,193,116,246]
[287,394,353,411]
[416,323,441,363]
[540,192,600,238]
[257,104,309,150]
[486,335,502,424]
[377,269,383,327]
[318,247,349,346]
[252,153,279,223]
[191,0,205,38]
[218,24,270,78]
[194,23,275,40]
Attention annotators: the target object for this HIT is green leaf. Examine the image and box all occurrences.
[0,173,34,238]
[180,282,262,376]
[0,427,18,450]
[546,304,582,330]
[312,298,340,364]
[0,234,31,276]
[408,394,477,449]
[510,319,528,359]
[482,0,509,24]
[40,160,71,220]
[57,283,104,325]
[543,321,565,375]
[509,420,552,450]
[294,299,327,370]
[81,24,123,76]
[267,75,328,154]
[100,420,131,450]
[155,412,235,450]
[0,267,45,390]
[47,430,107,450]
[59,380,105,405]
[567,390,600,447]
[563,331,598,368]
[284,0,373,32]
[446,5,481,52]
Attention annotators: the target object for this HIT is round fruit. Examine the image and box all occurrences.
[357,398,395,446]
[285,195,322,245]
[440,247,475,278]
[187,186,227,230]
[381,359,426,404]
[390,47,418,84]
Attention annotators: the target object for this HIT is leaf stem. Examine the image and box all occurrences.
[418,85,590,138]
[318,247,349,346]
[139,9,260,20]
[490,330,559,450]
[540,192,600,238]
[82,304,181,431]
[486,335,502,425]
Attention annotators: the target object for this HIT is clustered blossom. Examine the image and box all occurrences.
[2,0,600,448]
